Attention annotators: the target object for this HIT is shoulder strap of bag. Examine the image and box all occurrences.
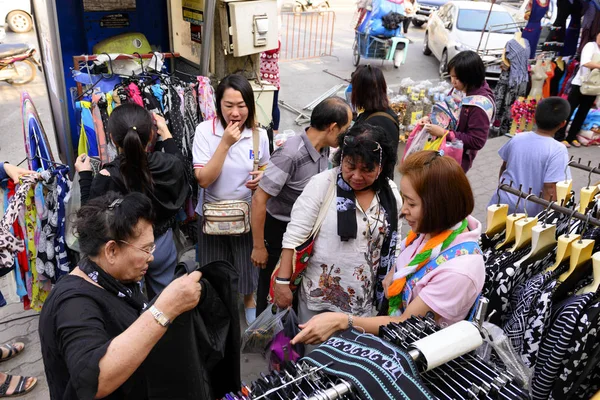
[365,111,399,127]
[310,169,337,238]
[252,127,260,172]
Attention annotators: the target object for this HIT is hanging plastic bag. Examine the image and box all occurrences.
[476,322,532,389]
[442,139,464,165]
[423,132,446,152]
[65,172,81,252]
[402,124,429,162]
[267,309,305,371]
[242,306,288,355]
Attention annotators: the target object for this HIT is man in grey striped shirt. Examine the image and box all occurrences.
[251,97,353,315]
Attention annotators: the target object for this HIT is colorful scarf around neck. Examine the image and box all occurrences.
[387,219,468,315]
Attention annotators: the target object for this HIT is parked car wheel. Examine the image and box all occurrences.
[423,32,432,56]
[439,49,448,77]
[7,10,33,33]
[412,20,425,28]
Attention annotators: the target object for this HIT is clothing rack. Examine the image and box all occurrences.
[569,158,600,176]
[72,52,181,96]
[498,183,600,227]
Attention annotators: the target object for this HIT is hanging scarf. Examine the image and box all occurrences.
[335,172,399,306]
[387,219,468,316]
[79,256,148,313]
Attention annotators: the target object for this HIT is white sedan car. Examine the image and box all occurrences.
[423,1,518,80]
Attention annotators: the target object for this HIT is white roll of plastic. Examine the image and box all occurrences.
[408,320,483,371]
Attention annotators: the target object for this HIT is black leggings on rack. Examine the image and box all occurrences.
[554,84,596,142]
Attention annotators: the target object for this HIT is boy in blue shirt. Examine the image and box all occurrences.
[490,97,572,216]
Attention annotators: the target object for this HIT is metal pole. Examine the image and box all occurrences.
[477,0,495,52]
[201,0,217,77]
[498,184,600,227]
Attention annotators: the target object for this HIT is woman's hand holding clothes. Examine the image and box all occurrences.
[291,312,347,345]
[4,163,37,183]
[152,113,172,139]
[222,121,242,148]
[74,154,92,173]
[154,271,203,321]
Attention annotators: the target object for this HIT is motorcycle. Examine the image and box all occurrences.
[294,0,330,13]
[0,36,41,85]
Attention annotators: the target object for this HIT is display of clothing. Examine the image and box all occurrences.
[530,60,550,98]
[1,169,72,311]
[554,0,583,56]
[523,0,551,58]
[494,38,530,135]
[481,189,600,399]
[549,59,566,95]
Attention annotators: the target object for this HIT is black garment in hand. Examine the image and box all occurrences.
[144,260,241,399]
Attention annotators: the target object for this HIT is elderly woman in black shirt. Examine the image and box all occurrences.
[39,192,201,399]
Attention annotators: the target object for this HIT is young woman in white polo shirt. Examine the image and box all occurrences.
[192,74,270,324]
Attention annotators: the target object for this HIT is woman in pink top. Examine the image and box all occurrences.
[292,150,485,345]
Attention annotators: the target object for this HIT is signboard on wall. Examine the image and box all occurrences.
[182,0,204,24]
[83,0,137,12]
[100,13,130,28]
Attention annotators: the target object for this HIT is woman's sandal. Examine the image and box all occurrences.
[0,374,37,398]
[0,344,24,364]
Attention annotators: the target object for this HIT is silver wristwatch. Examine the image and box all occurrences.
[149,305,171,327]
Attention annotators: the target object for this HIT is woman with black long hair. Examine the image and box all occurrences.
[351,65,400,158]
[423,51,495,173]
[76,103,188,299]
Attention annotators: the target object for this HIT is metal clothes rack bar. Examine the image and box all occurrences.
[499,184,600,227]
[569,158,600,175]
[72,52,181,96]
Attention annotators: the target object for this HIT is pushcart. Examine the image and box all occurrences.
[352,30,409,68]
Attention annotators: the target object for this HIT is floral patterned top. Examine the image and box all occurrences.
[284,169,402,317]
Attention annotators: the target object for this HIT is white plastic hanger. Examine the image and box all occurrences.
[556,160,574,207]
[511,194,539,252]
[548,209,580,271]
[486,183,508,236]
[517,201,557,265]
[577,252,600,294]
[578,167,600,214]
[496,191,526,250]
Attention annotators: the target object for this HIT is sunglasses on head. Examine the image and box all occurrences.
[343,136,382,152]
[342,136,383,167]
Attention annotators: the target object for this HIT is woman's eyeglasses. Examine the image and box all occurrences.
[119,240,156,259]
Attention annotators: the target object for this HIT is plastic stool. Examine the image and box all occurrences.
[387,37,410,64]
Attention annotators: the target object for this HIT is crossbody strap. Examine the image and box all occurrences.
[252,126,260,172]
[310,169,337,238]
[366,111,399,127]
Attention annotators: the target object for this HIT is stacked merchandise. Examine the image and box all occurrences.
[390,78,453,141]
